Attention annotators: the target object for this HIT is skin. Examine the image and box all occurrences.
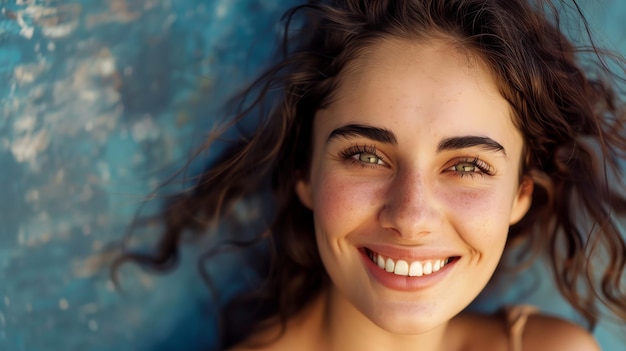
[296,37,532,349]
[234,37,600,351]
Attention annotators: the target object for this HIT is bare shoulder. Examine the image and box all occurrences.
[230,294,326,351]
[452,311,600,351]
[522,314,601,351]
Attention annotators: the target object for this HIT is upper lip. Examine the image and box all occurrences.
[361,244,461,261]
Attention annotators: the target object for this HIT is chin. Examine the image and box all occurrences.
[357,299,456,335]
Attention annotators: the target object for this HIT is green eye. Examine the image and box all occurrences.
[454,163,476,172]
[340,144,387,167]
[448,157,495,178]
[359,153,383,164]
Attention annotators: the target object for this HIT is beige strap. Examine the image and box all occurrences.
[505,305,538,351]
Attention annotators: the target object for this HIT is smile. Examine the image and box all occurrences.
[365,248,454,277]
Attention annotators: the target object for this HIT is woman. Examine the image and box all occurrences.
[115,0,626,350]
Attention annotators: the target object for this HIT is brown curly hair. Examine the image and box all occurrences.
[113,0,626,348]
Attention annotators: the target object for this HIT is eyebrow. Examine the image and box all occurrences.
[327,124,506,155]
[328,124,397,145]
[437,136,506,155]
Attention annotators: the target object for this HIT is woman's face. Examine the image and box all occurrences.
[296,38,533,334]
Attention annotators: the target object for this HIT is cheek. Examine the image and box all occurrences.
[312,171,383,238]
[441,185,513,247]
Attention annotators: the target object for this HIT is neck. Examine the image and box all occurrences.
[310,287,453,351]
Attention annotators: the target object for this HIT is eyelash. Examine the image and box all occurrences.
[449,156,495,178]
[339,144,386,168]
[338,145,495,177]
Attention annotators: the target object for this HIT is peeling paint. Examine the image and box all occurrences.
[0,1,621,351]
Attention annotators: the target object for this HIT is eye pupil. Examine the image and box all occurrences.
[456,164,475,172]
[360,154,379,164]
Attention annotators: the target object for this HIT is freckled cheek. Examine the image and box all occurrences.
[441,187,512,248]
[312,172,383,239]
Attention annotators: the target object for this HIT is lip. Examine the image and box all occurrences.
[359,248,458,291]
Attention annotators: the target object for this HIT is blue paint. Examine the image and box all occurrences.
[0,46,21,73]
[0,1,624,350]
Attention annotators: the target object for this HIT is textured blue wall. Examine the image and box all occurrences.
[0,1,624,350]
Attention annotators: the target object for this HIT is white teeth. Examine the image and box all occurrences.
[409,261,423,277]
[393,260,409,275]
[368,250,451,277]
[377,255,385,269]
[385,258,395,272]
[423,261,432,275]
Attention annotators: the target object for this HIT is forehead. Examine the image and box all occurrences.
[335,37,497,103]
[314,37,523,158]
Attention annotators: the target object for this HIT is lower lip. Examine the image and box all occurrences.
[360,250,456,291]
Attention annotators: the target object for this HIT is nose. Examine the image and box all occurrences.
[379,169,440,238]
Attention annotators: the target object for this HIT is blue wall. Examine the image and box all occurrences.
[1,1,624,350]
